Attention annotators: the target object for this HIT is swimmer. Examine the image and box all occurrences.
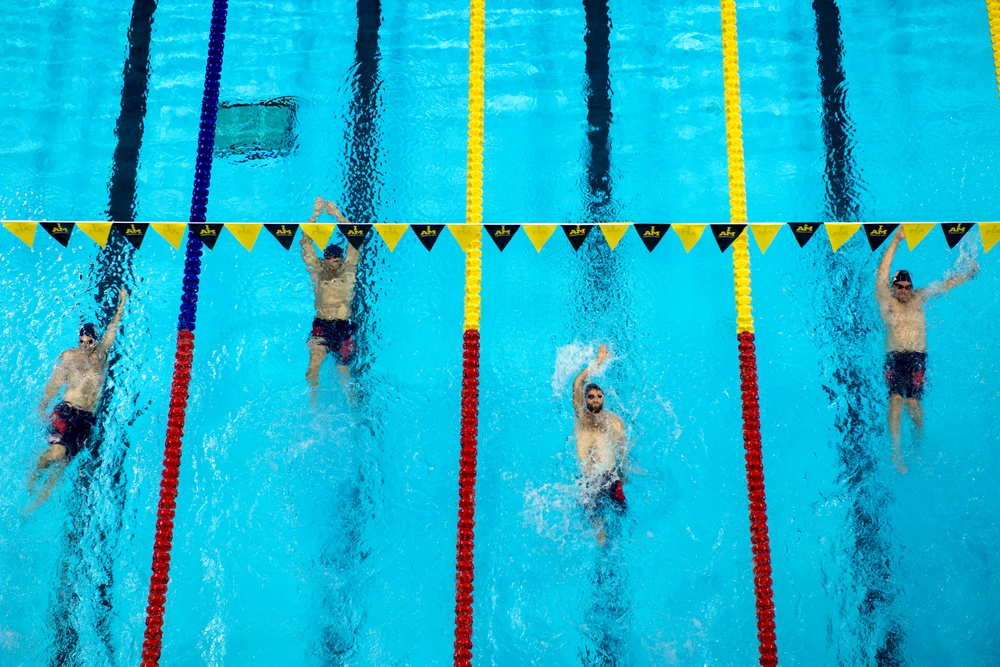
[876,226,978,473]
[28,289,128,510]
[301,196,360,395]
[572,343,628,546]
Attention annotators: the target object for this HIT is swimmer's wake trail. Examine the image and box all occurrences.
[49,0,155,663]
[814,1,904,663]
[577,5,633,666]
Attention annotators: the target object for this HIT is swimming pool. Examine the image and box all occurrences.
[1,0,999,665]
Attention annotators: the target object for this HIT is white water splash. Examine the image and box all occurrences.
[523,480,586,546]
[552,341,616,397]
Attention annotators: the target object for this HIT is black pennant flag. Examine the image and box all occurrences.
[411,224,445,251]
[114,222,149,249]
[191,223,224,249]
[484,224,519,251]
[265,223,299,250]
[562,224,592,250]
[41,222,74,247]
[338,223,372,250]
[632,224,669,252]
[710,224,746,252]
[863,223,898,250]
[941,222,974,249]
[788,222,821,247]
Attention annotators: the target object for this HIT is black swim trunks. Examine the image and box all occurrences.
[309,318,357,363]
[583,472,627,518]
[48,402,96,459]
[884,351,927,399]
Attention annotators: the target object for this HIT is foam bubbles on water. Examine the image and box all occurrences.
[954,236,980,273]
[552,341,616,397]
[523,477,587,546]
[659,396,683,442]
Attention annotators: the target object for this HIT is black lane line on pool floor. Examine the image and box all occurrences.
[583,0,614,222]
[48,1,157,665]
[814,1,905,665]
[318,1,385,662]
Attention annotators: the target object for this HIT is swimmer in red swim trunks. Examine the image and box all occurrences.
[572,344,629,546]
[300,197,360,396]
[28,289,128,510]
[876,227,978,474]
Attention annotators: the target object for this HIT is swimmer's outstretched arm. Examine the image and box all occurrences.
[876,227,903,302]
[300,197,326,270]
[299,232,320,271]
[99,289,128,354]
[922,260,980,299]
[324,200,352,227]
[324,201,361,267]
[572,344,610,416]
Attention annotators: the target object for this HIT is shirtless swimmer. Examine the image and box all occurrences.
[301,197,360,393]
[28,289,128,510]
[876,226,978,473]
[572,343,628,546]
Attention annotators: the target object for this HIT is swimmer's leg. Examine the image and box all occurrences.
[592,517,607,547]
[904,397,924,445]
[335,363,357,407]
[888,394,907,474]
[306,340,328,398]
[26,444,68,512]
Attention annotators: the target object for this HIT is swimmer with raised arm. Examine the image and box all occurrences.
[572,343,628,546]
[876,226,978,473]
[301,196,360,392]
[28,289,128,510]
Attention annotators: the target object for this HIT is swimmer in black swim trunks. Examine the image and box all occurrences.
[582,471,627,521]
[301,197,360,395]
[876,227,978,473]
[28,289,128,510]
[572,344,629,546]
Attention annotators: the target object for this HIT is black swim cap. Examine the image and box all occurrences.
[324,244,344,259]
[892,269,913,285]
[79,323,97,339]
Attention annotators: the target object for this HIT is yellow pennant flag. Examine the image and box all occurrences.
[225,223,262,252]
[749,224,782,253]
[979,222,1000,253]
[599,223,631,250]
[672,224,706,252]
[77,222,113,248]
[4,221,37,248]
[301,223,335,249]
[374,223,408,251]
[826,223,860,252]
[902,223,934,250]
[151,223,186,250]
[447,224,481,252]
[523,224,556,252]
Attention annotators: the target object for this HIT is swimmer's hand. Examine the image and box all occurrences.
[325,201,350,226]
[895,226,906,241]
[595,343,610,366]
[313,196,326,215]
[117,288,128,307]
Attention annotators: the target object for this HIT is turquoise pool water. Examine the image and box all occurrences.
[1,1,999,666]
